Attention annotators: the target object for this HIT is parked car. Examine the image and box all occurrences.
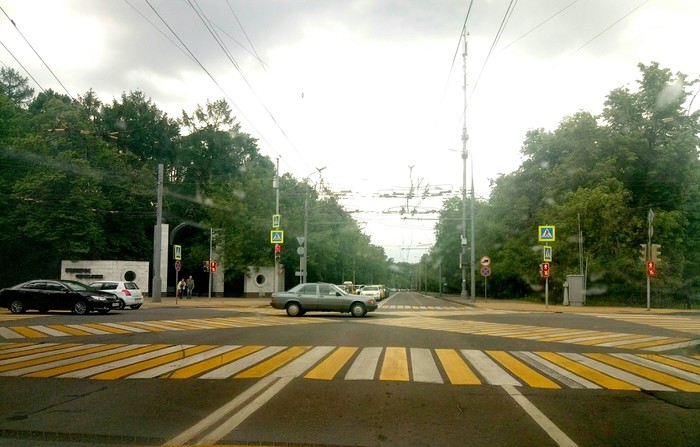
[88,280,144,310]
[271,282,378,317]
[0,279,121,315]
[359,285,382,300]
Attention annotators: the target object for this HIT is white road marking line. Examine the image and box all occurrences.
[502,385,579,447]
[461,349,520,386]
[200,346,285,379]
[127,345,242,379]
[164,375,290,446]
[272,346,334,378]
[345,347,382,380]
[410,348,443,384]
[58,345,193,378]
[560,353,673,391]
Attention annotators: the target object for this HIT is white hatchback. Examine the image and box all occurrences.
[359,285,382,300]
[89,281,144,310]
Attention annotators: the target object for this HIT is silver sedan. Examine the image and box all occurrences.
[271,282,378,317]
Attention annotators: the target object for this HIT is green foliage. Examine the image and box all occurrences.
[431,62,700,305]
[0,75,398,292]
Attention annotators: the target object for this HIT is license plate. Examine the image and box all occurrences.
[111,302,120,308]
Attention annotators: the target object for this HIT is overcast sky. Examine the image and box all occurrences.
[1,0,699,263]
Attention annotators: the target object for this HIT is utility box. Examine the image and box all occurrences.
[566,274,585,306]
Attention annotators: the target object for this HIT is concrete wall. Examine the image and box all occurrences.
[61,260,150,294]
[244,266,284,297]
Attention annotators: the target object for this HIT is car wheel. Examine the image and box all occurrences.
[350,302,367,317]
[9,300,25,314]
[118,299,126,310]
[72,301,89,315]
[130,304,142,310]
[286,302,302,317]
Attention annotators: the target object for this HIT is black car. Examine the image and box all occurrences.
[0,279,121,315]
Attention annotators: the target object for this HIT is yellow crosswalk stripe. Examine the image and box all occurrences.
[7,326,47,338]
[168,345,265,379]
[305,347,358,380]
[534,352,639,391]
[0,344,122,373]
[436,348,480,385]
[379,347,410,381]
[0,343,71,360]
[584,353,700,392]
[636,354,700,375]
[90,345,217,380]
[80,323,132,334]
[616,337,690,350]
[45,325,93,336]
[235,346,311,378]
[486,351,560,389]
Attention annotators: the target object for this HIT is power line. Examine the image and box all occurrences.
[0,5,73,99]
[500,0,580,51]
[0,40,46,93]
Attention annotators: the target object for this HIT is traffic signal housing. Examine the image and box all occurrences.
[540,262,550,278]
[210,261,217,273]
[202,260,209,272]
[639,243,648,260]
[274,244,281,262]
[651,244,661,261]
[646,261,656,277]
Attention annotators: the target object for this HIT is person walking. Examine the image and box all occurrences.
[177,279,186,299]
[186,276,195,299]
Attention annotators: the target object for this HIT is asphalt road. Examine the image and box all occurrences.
[0,291,698,446]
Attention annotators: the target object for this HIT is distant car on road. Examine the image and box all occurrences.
[359,285,382,300]
[271,282,378,317]
[88,280,144,310]
[0,279,121,315]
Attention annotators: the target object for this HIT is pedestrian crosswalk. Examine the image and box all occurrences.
[588,313,700,336]
[0,342,698,392]
[359,316,700,352]
[0,315,334,340]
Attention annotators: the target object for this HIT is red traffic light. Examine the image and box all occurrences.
[646,261,655,277]
[210,261,217,273]
[275,244,281,252]
[541,262,550,278]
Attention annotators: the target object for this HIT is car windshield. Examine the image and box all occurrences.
[62,280,95,292]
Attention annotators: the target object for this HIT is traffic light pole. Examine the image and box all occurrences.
[647,208,653,311]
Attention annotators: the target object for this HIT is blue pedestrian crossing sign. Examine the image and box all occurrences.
[538,226,555,242]
[270,230,284,244]
[543,245,552,262]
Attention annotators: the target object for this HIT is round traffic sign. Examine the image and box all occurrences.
[480,266,491,277]
[174,260,181,272]
[480,256,491,266]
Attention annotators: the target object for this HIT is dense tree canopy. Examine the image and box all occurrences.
[429,62,700,307]
[0,68,404,292]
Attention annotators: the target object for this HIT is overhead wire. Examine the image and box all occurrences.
[0,40,46,93]
[186,0,308,171]
[0,5,73,100]
[140,0,285,163]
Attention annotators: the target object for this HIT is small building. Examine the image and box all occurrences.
[244,266,284,297]
[61,260,150,295]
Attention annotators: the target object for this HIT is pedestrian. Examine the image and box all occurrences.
[186,275,195,299]
[178,279,186,298]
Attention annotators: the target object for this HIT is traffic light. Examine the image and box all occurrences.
[210,261,217,273]
[651,244,661,261]
[202,260,209,272]
[646,261,656,277]
[274,244,281,262]
[639,243,648,261]
[540,262,550,278]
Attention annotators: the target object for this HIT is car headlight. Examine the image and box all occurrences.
[91,295,107,301]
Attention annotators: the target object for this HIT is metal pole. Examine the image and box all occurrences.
[274,158,280,292]
[208,227,213,300]
[470,158,476,302]
[303,191,308,284]
[460,28,469,298]
[152,164,163,302]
